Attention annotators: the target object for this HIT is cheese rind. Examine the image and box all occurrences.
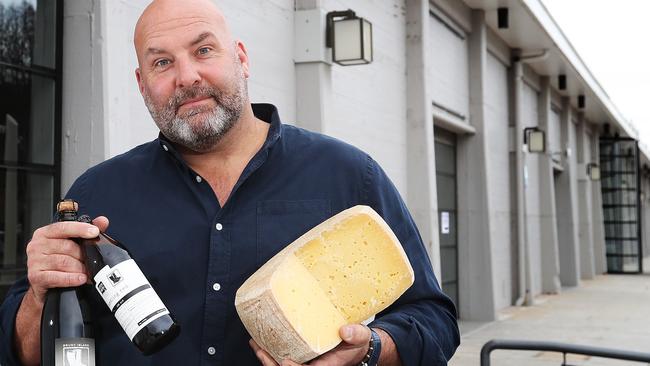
[235,205,415,364]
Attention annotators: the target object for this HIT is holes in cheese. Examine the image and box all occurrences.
[294,214,415,323]
[235,205,415,364]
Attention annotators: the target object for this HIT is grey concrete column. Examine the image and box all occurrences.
[295,63,332,133]
[576,116,596,279]
[294,2,332,133]
[537,77,561,293]
[62,0,107,193]
[455,9,496,321]
[405,0,441,280]
[591,134,607,273]
[511,54,534,305]
[555,98,581,286]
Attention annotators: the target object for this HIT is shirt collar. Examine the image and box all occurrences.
[157,103,283,162]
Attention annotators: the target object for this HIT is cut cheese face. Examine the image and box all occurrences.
[235,205,415,364]
[270,255,346,353]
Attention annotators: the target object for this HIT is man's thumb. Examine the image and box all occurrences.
[340,324,371,345]
[92,216,110,232]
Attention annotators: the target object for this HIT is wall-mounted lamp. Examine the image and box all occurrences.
[587,163,601,181]
[558,74,567,90]
[523,127,546,153]
[326,10,373,66]
[497,8,509,29]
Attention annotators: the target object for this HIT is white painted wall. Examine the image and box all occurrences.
[485,52,512,310]
[322,0,408,193]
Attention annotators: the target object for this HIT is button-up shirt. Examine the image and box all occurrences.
[0,104,459,365]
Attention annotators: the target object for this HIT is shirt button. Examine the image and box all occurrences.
[162,144,169,151]
[207,346,216,355]
[215,223,223,231]
[212,283,221,291]
[196,175,202,183]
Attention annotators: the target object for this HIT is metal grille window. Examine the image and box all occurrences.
[599,137,643,273]
[0,0,62,299]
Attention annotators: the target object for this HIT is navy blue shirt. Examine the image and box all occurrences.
[0,104,459,365]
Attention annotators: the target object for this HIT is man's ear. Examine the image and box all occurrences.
[236,40,250,79]
[135,68,145,96]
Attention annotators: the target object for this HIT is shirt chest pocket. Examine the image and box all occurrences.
[256,199,331,267]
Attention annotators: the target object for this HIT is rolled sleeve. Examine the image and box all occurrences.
[362,156,460,365]
[0,277,29,365]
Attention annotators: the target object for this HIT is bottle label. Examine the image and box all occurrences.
[93,259,170,340]
[55,338,95,366]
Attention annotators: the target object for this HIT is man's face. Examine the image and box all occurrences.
[134,6,250,152]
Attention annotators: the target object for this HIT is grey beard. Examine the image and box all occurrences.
[144,81,247,152]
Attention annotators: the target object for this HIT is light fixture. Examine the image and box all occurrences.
[523,127,546,153]
[587,163,601,181]
[558,74,567,90]
[498,8,509,29]
[326,10,373,66]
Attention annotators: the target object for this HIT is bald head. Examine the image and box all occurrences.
[134,0,233,65]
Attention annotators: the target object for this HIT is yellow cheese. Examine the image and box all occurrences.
[235,205,415,364]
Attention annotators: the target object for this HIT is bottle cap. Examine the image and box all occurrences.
[57,199,79,213]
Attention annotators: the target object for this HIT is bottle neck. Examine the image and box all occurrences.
[58,211,78,222]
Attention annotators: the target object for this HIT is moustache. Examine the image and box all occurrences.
[170,87,218,112]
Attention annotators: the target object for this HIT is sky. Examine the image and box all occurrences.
[541,0,650,146]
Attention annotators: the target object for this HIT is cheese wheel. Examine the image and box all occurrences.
[235,205,415,363]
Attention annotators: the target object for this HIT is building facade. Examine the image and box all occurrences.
[1,0,649,320]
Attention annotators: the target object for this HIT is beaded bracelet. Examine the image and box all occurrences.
[358,328,382,366]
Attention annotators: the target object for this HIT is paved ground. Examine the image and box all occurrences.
[450,265,650,366]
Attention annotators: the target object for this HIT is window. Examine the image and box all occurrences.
[0,0,62,299]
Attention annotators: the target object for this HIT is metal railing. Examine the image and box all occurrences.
[481,339,650,366]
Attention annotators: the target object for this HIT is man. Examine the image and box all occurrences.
[0,0,459,365]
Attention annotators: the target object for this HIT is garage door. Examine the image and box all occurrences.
[428,8,469,121]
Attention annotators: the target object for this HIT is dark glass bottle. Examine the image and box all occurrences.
[41,200,96,366]
[75,208,180,355]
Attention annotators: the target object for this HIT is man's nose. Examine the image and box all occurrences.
[175,57,201,88]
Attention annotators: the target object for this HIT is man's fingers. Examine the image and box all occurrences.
[339,324,371,346]
[32,238,84,260]
[280,360,301,366]
[92,216,110,232]
[35,221,99,240]
[249,339,280,366]
[37,254,86,273]
[29,270,87,290]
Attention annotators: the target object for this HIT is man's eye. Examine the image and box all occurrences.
[198,47,211,55]
[154,59,170,67]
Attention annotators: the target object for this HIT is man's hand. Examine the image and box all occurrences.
[25,217,108,303]
[250,324,371,366]
[15,216,109,366]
